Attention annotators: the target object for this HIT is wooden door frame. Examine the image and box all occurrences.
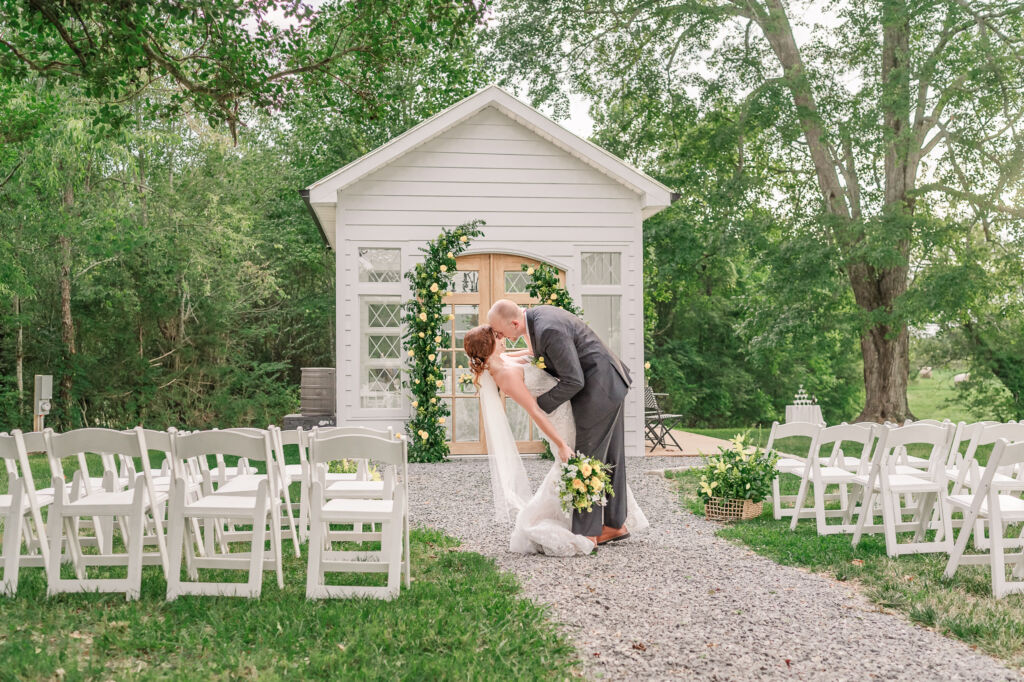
[445,253,565,456]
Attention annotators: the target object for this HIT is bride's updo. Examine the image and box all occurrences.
[464,325,498,382]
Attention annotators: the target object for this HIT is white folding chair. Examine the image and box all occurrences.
[851,422,955,557]
[766,421,822,521]
[897,418,953,469]
[0,431,52,596]
[954,422,1024,496]
[166,429,283,599]
[944,438,1024,598]
[210,427,300,558]
[44,427,169,600]
[789,423,877,534]
[314,426,393,501]
[306,432,409,600]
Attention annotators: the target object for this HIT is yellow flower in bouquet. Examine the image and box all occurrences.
[558,454,614,513]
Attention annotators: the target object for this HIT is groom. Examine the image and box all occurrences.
[488,299,631,546]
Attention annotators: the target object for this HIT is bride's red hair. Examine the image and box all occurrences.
[464,325,497,384]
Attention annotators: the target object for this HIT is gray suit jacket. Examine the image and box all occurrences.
[526,305,631,429]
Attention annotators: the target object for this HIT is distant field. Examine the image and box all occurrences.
[907,367,979,422]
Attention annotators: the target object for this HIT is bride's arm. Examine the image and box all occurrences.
[494,370,573,463]
[502,349,532,358]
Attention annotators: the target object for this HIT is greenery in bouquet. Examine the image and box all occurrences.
[696,434,778,503]
[557,455,614,513]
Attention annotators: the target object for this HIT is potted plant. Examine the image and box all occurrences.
[696,434,778,521]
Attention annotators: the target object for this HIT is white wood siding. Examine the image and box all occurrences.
[336,106,646,456]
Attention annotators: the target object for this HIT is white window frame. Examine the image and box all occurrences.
[349,242,411,419]
[575,246,625,355]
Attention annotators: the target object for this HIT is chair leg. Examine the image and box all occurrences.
[165,483,186,601]
[1,501,24,597]
[852,487,875,547]
[403,513,411,590]
[306,481,324,599]
[771,476,783,520]
[814,481,829,535]
[990,518,1006,598]
[790,476,811,531]
[125,490,146,601]
[270,502,284,590]
[881,487,899,557]
[248,489,269,598]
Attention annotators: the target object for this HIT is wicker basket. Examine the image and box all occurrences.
[704,497,763,522]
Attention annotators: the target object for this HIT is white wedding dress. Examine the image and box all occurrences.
[479,362,649,557]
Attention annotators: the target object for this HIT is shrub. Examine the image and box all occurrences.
[696,434,778,502]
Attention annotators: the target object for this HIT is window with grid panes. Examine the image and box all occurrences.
[580,252,622,355]
[360,296,403,408]
[358,248,401,283]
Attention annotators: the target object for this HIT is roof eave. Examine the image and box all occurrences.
[298,189,331,249]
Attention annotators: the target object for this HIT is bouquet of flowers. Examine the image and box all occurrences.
[557,454,614,513]
[696,433,778,503]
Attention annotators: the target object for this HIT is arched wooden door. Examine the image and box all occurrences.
[440,254,565,456]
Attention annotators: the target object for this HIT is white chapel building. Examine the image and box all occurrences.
[301,85,675,456]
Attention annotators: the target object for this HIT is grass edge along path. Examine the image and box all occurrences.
[0,527,579,680]
[667,468,1024,671]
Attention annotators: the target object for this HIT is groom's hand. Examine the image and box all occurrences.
[558,443,572,463]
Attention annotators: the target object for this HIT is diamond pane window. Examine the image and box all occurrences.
[367,335,400,359]
[361,295,403,409]
[363,368,402,409]
[358,248,401,283]
[504,270,531,294]
[581,252,621,286]
[367,303,401,328]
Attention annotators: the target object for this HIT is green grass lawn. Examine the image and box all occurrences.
[908,367,980,422]
[667,468,1024,669]
[0,527,577,680]
[0,445,577,679]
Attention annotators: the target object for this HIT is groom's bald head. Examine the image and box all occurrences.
[488,299,525,341]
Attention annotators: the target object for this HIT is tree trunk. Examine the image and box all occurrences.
[850,2,915,423]
[850,264,911,421]
[59,183,77,423]
[15,295,24,416]
[756,0,917,422]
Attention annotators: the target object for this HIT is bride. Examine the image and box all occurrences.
[463,325,648,557]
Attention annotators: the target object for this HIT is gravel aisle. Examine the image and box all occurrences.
[409,456,1022,681]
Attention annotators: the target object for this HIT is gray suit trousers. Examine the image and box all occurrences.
[572,403,627,537]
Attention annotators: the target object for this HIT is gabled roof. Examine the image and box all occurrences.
[301,85,677,247]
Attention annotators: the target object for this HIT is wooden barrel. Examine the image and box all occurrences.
[300,367,336,416]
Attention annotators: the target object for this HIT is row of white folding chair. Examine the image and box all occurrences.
[769,421,891,523]
[268,426,378,543]
[208,427,301,559]
[3,427,173,599]
[306,430,409,600]
[788,422,876,534]
[42,427,171,599]
[944,438,1024,598]
[848,422,957,557]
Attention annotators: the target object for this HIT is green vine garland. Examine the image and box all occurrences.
[403,221,485,463]
[521,262,583,316]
